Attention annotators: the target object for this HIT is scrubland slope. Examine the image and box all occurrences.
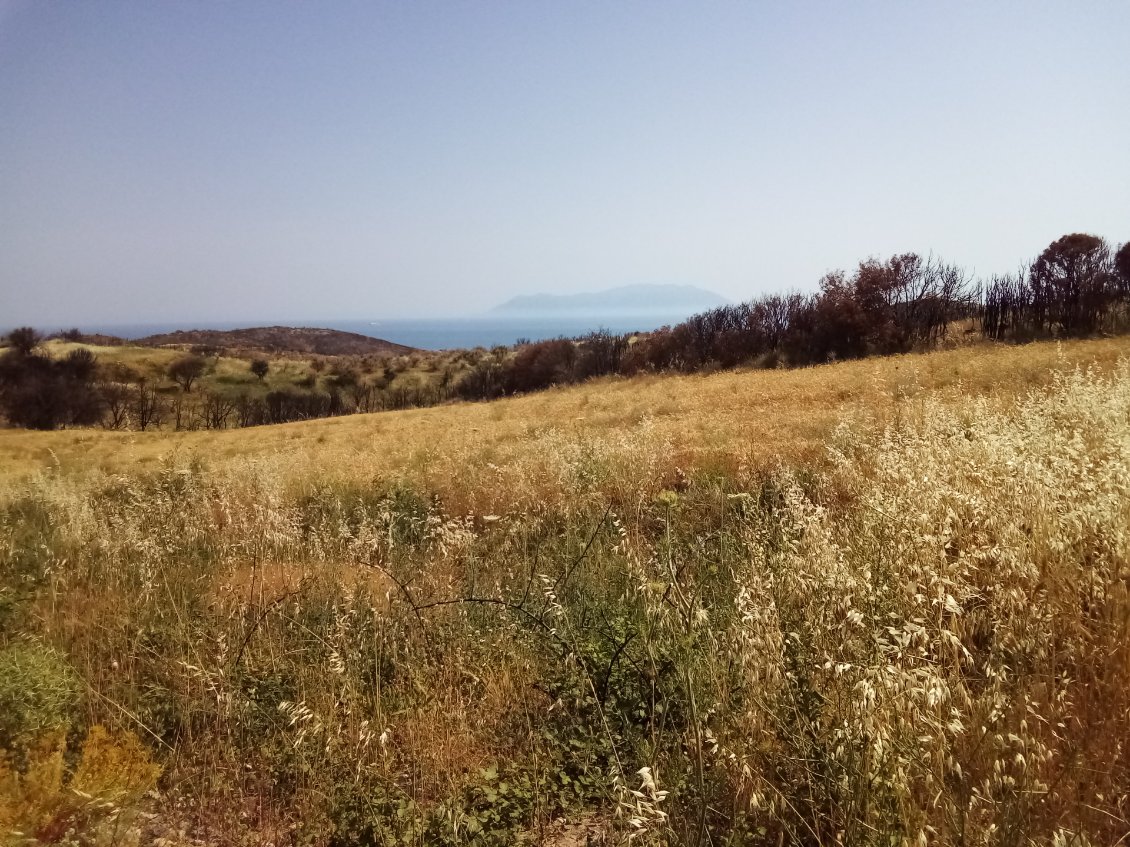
[1,337,1126,504]
[1,337,1129,845]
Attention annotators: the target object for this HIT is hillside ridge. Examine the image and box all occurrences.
[136,325,414,356]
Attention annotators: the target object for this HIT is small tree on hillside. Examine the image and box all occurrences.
[5,327,41,356]
[168,355,207,392]
[1029,233,1113,335]
[100,383,131,430]
[132,382,164,431]
[1115,242,1130,293]
[60,348,98,382]
[0,344,102,430]
[250,359,270,381]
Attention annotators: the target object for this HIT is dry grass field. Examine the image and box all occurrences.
[2,336,1129,846]
[2,337,1126,509]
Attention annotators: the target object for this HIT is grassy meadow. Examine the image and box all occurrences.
[2,336,1129,845]
[42,339,331,391]
[33,337,472,414]
[4,337,1127,501]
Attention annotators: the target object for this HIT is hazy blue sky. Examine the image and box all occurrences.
[1,1,1127,326]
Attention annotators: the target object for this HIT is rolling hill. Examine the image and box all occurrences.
[135,325,415,356]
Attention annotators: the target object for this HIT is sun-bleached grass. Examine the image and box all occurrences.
[711,360,1130,844]
[1,337,1126,511]
[1,341,1128,844]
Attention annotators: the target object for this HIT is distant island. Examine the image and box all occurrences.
[135,326,415,356]
[491,284,729,316]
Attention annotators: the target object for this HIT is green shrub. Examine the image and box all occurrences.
[0,642,81,753]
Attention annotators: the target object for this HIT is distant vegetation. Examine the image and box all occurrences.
[1,232,1127,431]
[456,233,1129,399]
[0,331,470,431]
[0,329,103,430]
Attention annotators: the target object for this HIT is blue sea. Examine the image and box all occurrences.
[55,313,696,351]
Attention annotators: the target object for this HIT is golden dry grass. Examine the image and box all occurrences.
[44,339,183,378]
[3,337,1125,501]
[4,335,1130,844]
